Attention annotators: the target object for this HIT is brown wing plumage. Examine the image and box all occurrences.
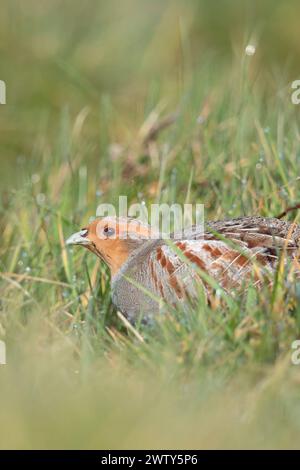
[187,216,300,247]
[148,217,300,304]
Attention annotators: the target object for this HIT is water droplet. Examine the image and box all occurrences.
[215,289,222,298]
[36,193,46,205]
[245,44,256,56]
[31,173,40,184]
[197,115,205,124]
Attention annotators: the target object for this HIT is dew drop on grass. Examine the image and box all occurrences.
[197,115,205,124]
[215,289,222,298]
[62,290,70,299]
[31,173,40,184]
[36,193,46,205]
[245,44,256,56]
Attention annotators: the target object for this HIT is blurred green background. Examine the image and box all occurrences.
[1,0,300,185]
[2,0,300,450]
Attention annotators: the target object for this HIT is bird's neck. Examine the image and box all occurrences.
[105,238,147,277]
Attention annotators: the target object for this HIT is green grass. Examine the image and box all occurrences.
[1,0,300,449]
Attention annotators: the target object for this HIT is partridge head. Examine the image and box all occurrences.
[66,217,154,276]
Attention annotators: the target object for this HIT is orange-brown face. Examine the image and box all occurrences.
[66,217,153,276]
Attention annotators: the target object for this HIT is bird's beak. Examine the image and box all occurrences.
[65,231,91,246]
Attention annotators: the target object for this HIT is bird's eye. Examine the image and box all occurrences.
[103,226,115,237]
[80,229,88,237]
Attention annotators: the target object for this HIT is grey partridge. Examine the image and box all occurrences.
[66,216,300,322]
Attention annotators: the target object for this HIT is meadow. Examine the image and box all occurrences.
[1,0,300,449]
